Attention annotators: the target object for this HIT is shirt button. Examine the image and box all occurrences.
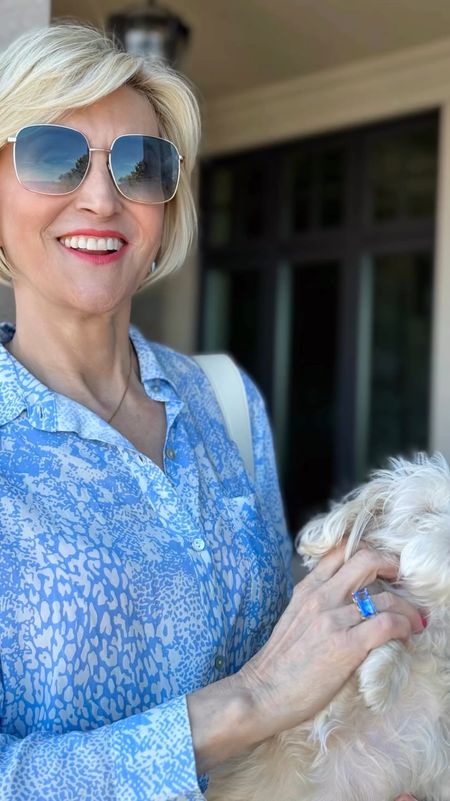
[214,655,225,670]
[152,380,160,393]
[137,454,146,465]
[191,537,206,552]
[166,447,176,460]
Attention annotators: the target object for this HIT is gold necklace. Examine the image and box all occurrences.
[107,341,133,424]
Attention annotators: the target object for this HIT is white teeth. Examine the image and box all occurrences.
[60,235,125,251]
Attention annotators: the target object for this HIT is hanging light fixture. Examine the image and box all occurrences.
[108,0,190,66]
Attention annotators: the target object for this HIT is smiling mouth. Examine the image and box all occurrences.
[58,235,126,254]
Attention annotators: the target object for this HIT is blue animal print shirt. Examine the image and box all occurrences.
[0,322,292,801]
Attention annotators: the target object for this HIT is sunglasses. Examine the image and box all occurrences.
[7,123,183,204]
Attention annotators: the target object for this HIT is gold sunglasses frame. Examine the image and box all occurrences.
[7,123,184,205]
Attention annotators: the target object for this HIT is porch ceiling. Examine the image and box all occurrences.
[51,0,450,99]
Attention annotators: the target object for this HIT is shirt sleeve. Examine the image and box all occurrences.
[0,686,205,801]
[241,370,294,593]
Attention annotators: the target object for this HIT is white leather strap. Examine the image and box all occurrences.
[193,354,255,480]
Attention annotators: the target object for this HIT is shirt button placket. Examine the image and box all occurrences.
[191,537,206,552]
[214,654,225,671]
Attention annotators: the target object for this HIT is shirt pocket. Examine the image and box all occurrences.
[218,493,289,646]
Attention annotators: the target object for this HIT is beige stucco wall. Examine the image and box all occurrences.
[0,0,51,327]
[131,243,199,352]
[430,101,450,458]
[1,0,49,43]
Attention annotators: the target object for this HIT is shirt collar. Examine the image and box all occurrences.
[0,321,181,430]
[0,322,53,426]
[129,324,166,385]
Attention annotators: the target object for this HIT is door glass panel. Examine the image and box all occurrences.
[282,145,346,235]
[404,129,437,217]
[208,167,233,247]
[318,147,346,228]
[203,267,262,382]
[241,164,266,240]
[282,152,313,234]
[283,261,340,529]
[368,252,432,468]
[368,124,437,223]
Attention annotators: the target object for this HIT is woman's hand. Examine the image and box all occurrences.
[236,544,425,741]
[187,545,424,775]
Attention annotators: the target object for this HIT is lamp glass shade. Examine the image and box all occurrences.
[124,27,167,59]
[108,2,189,66]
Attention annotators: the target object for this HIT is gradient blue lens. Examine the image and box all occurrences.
[13,126,180,203]
[14,125,89,194]
[110,135,180,203]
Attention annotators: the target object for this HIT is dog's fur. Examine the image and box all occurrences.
[206,454,450,801]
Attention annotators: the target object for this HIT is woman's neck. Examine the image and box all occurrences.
[8,298,139,416]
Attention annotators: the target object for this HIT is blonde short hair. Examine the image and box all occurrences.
[0,21,201,289]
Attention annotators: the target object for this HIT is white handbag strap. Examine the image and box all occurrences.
[193,354,255,480]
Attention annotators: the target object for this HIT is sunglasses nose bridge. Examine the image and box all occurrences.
[85,146,117,192]
[88,146,112,154]
[72,146,122,211]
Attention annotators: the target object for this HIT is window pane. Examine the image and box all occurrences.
[282,152,313,233]
[241,165,266,240]
[404,129,437,217]
[368,124,437,223]
[208,168,233,247]
[202,268,262,381]
[284,261,340,528]
[282,145,346,234]
[318,147,346,227]
[368,252,432,467]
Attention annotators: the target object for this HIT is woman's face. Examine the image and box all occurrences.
[0,86,165,317]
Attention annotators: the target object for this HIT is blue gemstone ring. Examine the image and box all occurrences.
[352,587,378,620]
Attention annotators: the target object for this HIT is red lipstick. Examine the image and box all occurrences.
[58,228,129,265]
[59,228,129,242]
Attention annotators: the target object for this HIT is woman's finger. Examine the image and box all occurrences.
[328,592,425,634]
[348,609,415,657]
[292,549,423,636]
[298,545,398,605]
[321,547,399,604]
[370,591,424,633]
[297,543,348,590]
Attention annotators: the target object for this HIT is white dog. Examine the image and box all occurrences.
[206,453,450,801]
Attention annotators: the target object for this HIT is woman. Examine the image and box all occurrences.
[0,22,423,801]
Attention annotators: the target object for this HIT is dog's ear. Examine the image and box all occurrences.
[399,514,450,607]
[361,453,450,607]
[296,471,395,570]
[297,452,450,588]
[357,640,412,713]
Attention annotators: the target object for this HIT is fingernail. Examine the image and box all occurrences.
[395,796,418,801]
